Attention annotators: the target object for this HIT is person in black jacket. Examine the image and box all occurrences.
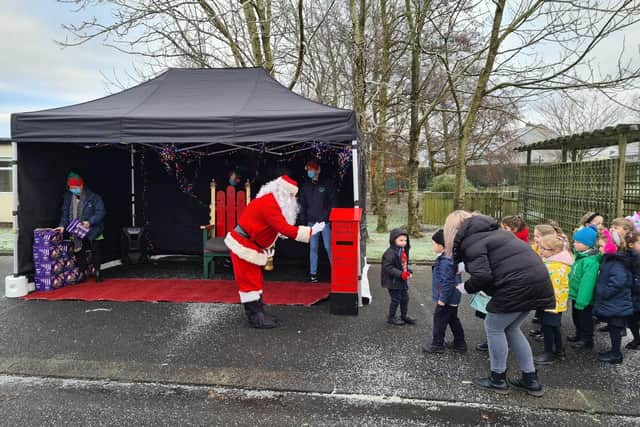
[381,228,415,325]
[445,211,554,397]
[299,160,336,283]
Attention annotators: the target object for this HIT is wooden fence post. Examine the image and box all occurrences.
[617,133,627,217]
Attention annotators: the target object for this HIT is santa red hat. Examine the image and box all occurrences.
[278,175,298,196]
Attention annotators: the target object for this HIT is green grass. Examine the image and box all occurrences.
[365,196,440,263]
[0,227,13,252]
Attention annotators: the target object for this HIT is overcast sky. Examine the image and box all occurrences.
[1,1,639,138]
[0,0,141,138]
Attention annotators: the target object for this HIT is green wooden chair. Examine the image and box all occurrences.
[200,180,250,278]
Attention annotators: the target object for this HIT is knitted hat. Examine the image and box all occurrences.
[67,172,84,187]
[432,229,445,246]
[278,175,298,195]
[573,227,597,248]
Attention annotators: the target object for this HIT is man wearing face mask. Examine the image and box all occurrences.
[299,160,336,283]
[227,168,243,189]
[55,172,106,282]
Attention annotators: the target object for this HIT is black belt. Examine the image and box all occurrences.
[234,225,268,251]
[234,225,250,239]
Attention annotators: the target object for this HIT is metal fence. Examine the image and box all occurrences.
[422,191,519,225]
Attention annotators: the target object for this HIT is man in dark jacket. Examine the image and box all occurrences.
[299,160,336,283]
[449,213,554,397]
[55,172,106,282]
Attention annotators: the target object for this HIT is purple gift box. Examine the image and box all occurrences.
[33,228,67,291]
[66,219,89,239]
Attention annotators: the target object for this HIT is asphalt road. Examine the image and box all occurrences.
[0,256,639,426]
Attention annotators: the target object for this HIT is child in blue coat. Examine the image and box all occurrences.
[423,229,466,354]
[626,231,640,350]
[593,230,633,364]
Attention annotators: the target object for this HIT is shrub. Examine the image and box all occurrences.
[430,174,476,193]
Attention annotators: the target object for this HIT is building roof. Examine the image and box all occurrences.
[515,123,640,152]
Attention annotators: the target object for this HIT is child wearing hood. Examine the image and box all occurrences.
[593,230,633,364]
[381,228,415,326]
[534,235,573,365]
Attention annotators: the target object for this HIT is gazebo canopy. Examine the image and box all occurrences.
[11,67,358,146]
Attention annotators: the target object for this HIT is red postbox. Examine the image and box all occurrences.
[329,207,362,315]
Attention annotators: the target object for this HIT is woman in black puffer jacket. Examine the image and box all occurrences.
[444,211,554,397]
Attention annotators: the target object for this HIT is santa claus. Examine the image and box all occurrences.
[224,175,326,328]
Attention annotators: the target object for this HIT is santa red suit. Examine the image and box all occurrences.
[224,175,323,328]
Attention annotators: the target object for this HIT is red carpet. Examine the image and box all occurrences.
[22,278,331,306]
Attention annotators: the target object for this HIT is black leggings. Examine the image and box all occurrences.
[542,312,563,353]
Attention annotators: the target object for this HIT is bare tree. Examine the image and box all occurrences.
[58,0,309,88]
[451,0,640,209]
[534,91,632,160]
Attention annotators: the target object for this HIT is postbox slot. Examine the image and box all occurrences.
[336,241,353,246]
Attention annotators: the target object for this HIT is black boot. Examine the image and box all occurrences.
[472,371,510,394]
[508,371,544,397]
[401,316,416,325]
[95,270,103,283]
[533,352,555,365]
[387,316,405,326]
[243,301,277,329]
[257,297,279,324]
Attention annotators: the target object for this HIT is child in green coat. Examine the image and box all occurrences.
[568,227,601,350]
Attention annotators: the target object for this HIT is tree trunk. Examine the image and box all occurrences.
[405,0,426,237]
[350,0,368,240]
[374,0,391,233]
[454,0,505,210]
[242,1,264,67]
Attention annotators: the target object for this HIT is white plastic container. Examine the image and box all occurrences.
[5,275,28,298]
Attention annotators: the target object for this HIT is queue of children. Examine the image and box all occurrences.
[380,210,640,396]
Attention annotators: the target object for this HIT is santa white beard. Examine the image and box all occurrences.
[256,179,300,225]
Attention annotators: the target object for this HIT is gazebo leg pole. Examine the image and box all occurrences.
[351,140,359,208]
[130,145,136,227]
[11,141,18,276]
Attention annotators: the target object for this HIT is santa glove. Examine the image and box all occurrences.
[401,271,410,281]
[456,283,467,295]
[311,222,326,235]
[264,247,275,257]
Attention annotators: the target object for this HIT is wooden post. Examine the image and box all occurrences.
[210,180,216,226]
[526,149,532,165]
[571,149,578,162]
[561,145,567,163]
[245,179,251,205]
[616,133,627,217]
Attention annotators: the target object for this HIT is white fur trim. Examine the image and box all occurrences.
[239,290,263,303]
[278,177,298,196]
[224,233,268,266]
[296,226,311,243]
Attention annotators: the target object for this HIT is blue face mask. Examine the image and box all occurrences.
[70,188,81,196]
[229,178,237,187]
[307,170,316,179]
